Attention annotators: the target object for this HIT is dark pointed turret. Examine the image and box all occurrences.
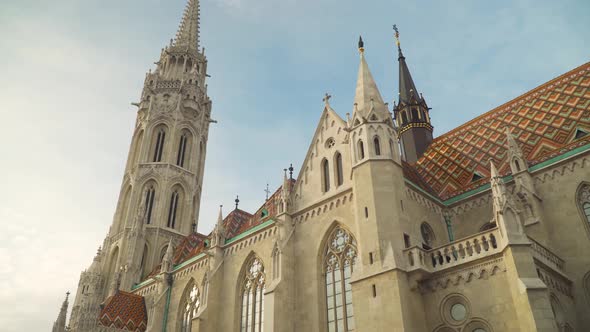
[392,25,433,163]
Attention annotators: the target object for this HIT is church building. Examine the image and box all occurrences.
[52,0,590,331]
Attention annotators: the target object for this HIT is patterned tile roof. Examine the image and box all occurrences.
[406,62,590,200]
[99,291,147,332]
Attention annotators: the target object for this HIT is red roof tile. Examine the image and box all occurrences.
[405,62,590,200]
[99,291,147,332]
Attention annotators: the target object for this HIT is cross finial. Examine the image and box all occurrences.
[191,222,197,233]
[235,195,240,210]
[289,163,294,180]
[323,93,332,106]
[264,184,270,201]
[393,24,403,55]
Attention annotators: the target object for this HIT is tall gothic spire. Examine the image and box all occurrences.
[393,25,421,104]
[52,292,69,332]
[173,0,200,50]
[392,25,433,163]
[352,36,387,119]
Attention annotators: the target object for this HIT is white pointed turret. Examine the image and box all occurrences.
[161,239,175,273]
[211,205,226,247]
[352,37,389,120]
[52,292,69,332]
[173,0,200,50]
[505,127,528,174]
[490,161,506,214]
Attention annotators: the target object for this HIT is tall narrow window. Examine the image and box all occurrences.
[144,186,155,224]
[240,257,265,332]
[196,141,204,175]
[373,137,381,156]
[167,190,179,229]
[181,283,201,332]
[177,134,188,168]
[152,129,166,162]
[139,245,148,279]
[322,159,330,192]
[411,108,419,121]
[335,152,343,186]
[325,226,357,332]
[358,140,365,160]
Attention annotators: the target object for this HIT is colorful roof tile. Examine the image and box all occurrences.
[405,62,590,200]
[99,291,147,332]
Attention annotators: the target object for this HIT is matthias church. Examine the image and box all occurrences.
[52,0,590,331]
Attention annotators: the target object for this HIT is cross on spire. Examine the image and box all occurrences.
[264,184,270,201]
[323,93,332,106]
[289,164,294,180]
[393,24,401,53]
[235,195,240,210]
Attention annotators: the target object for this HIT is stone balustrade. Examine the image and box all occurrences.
[405,227,502,273]
[529,237,565,272]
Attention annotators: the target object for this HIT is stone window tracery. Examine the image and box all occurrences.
[167,190,180,229]
[324,226,357,332]
[181,284,201,332]
[144,186,156,224]
[577,183,590,236]
[240,257,265,332]
[420,222,435,249]
[177,133,189,168]
[153,128,166,162]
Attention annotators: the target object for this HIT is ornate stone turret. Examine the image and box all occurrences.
[505,128,543,226]
[52,292,69,332]
[161,239,175,274]
[68,247,104,331]
[210,205,226,247]
[392,26,433,163]
[490,161,527,243]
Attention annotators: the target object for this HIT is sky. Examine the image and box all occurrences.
[0,0,587,330]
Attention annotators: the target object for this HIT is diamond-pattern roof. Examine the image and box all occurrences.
[99,291,147,332]
[406,62,590,200]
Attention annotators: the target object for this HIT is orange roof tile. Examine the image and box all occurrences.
[99,291,147,332]
[405,62,590,200]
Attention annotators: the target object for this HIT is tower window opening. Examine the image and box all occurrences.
[167,190,179,229]
[358,140,365,160]
[372,284,377,297]
[374,136,381,156]
[364,207,369,218]
[322,159,330,192]
[401,112,408,124]
[144,186,156,224]
[335,152,344,186]
[177,134,188,168]
[411,108,419,121]
[153,129,166,162]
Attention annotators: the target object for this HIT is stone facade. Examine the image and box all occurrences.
[54,0,590,331]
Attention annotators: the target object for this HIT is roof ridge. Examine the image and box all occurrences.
[431,61,590,144]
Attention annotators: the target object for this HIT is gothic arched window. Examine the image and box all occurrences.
[181,284,201,332]
[401,112,408,124]
[240,257,266,332]
[373,136,381,156]
[177,133,189,168]
[389,139,395,158]
[335,152,343,187]
[577,183,590,236]
[152,128,166,162]
[420,222,435,249]
[322,159,330,192]
[357,140,365,160]
[324,226,357,332]
[411,108,419,121]
[144,186,156,224]
[167,190,180,229]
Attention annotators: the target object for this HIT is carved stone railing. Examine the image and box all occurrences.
[529,237,565,272]
[405,228,502,274]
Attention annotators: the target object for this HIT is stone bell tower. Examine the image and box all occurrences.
[68,0,213,329]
